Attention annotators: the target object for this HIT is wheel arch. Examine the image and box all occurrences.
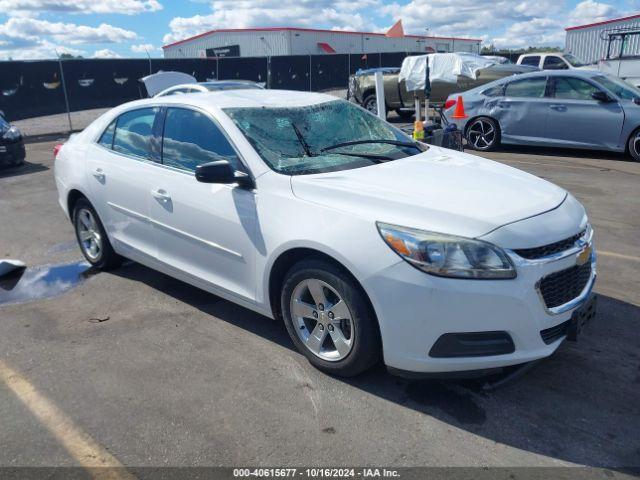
[67,188,89,219]
[267,247,380,337]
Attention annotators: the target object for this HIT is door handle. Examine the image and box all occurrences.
[92,168,105,181]
[550,104,567,111]
[497,102,510,108]
[151,188,171,202]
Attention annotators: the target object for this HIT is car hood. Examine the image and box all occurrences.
[290,146,567,240]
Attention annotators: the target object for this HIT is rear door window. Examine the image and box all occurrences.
[553,77,600,100]
[112,108,158,160]
[520,56,540,67]
[504,77,548,98]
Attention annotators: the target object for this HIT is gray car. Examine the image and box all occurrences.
[444,70,640,161]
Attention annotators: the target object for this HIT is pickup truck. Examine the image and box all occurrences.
[517,52,591,70]
[347,63,537,118]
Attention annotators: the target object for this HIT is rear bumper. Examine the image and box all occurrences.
[0,139,26,165]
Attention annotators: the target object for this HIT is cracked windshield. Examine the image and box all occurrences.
[224,99,426,175]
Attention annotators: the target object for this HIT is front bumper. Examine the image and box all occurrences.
[363,238,596,374]
[0,138,26,165]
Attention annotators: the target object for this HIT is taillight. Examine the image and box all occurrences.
[444,99,457,110]
[53,143,63,159]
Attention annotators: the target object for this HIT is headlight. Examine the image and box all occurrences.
[377,222,516,279]
[3,127,21,141]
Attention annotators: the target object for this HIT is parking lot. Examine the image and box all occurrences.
[1,138,639,472]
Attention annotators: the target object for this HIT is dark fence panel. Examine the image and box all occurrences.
[151,58,219,81]
[62,59,150,112]
[218,57,267,83]
[269,55,310,91]
[310,54,349,92]
[380,52,407,68]
[0,52,414,121]
[0,60,66,120]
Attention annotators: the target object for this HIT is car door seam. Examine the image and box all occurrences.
[107,202,243,259]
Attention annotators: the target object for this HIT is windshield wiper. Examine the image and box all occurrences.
[327,151,394,162]
[291,123,314,157]
[320,139,423,153]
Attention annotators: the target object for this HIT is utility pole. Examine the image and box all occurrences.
[55,50,73,133]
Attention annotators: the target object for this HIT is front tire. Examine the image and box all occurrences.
[395,109,413,120]
[73,198,121,270]
[281,259,381,377]
[362,94,379,116]
[627,128,640,162]
[465,117,500,151]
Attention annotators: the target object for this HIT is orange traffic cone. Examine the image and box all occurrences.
[451,95,468,119]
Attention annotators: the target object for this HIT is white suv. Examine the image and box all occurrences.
[54,89,597,377]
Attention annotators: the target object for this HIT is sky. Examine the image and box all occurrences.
[0,0,637,60]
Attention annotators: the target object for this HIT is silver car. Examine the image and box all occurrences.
[444,70,640,161]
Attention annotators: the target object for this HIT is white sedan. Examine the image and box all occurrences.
[54,90,596,377]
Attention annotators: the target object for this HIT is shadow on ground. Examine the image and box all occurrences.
[0,161,48,178]
[108,261,640,469]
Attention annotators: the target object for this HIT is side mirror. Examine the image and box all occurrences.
[592,91,612,102]
[195,160,254,189]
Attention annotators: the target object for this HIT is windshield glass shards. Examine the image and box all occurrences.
[224,100,426,175]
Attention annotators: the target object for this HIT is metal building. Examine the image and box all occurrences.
[162,27,481,59]
[565,13,640,64]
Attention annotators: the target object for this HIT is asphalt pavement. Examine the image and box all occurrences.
[0,138,638,475]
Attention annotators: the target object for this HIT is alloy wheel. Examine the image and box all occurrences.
[467,119,496,150]
[290,278,354,362]
[76,208,102,261]
[632,131,640,159]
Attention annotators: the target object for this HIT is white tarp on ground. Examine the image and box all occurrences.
[399,53,497,92]
[139,71,197,97]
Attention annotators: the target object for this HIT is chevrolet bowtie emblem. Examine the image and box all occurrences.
[577,245,592,266]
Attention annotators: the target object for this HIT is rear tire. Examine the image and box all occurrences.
[465,117,500,151]
[627,128,640,162]
[73,198,121,270]
[281,259,381,377]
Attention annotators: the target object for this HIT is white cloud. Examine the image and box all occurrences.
[0,17,136,59]
[163,0,377,44]
[0,0,162,15]
[568,0,621,26]
[0,18,137,45]
[131,43,159,53]
[92,48,121,58]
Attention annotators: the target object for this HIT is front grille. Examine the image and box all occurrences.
[539,262,592,309]
[514,230,585,260]
[540,319,571,344]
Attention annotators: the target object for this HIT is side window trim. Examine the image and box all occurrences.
[159,104,252,178]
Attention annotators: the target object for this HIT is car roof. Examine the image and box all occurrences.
[496,69,603,81]
[520,52,562,57]
[137,89,339,110]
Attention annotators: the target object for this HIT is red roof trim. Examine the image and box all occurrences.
[565,13,640,31]
[162,27,482,49]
